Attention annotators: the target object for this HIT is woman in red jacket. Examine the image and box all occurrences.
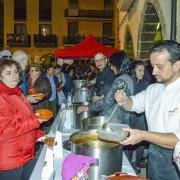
[0,59,44,180]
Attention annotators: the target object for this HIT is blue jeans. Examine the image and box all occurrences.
[0,159,36,180]
[148,144,179,180]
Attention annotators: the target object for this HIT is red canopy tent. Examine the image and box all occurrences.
[54,35,118,59]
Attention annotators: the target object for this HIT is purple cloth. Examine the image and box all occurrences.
[61,154,96,180]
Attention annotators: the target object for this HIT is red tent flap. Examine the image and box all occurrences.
[54,35,118,58]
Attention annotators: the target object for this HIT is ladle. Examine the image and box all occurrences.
[102,104,119,131]
[102,84,126,131]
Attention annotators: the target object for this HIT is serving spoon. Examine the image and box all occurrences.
[102,104,119,131]
[102,84,127,131]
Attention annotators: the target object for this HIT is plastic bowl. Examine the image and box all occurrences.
[35,109,53,121]
[32,93,45,100]
[28,88,39,95]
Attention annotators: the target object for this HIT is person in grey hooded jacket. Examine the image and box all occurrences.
[78,51,134,125]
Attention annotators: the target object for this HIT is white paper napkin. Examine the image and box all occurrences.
[41,148,54,180]
[63,108,73,129]
[53,131,63,158]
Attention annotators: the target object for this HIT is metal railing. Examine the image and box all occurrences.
[7,34,31,47]
[63,35,114,46]
[34,34,58,47]
[65,9,113,18]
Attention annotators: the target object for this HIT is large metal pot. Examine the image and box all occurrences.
[82,116,118,131]
[72,87,93,103]
[73,80,88,89]
[78,111,96,123]
[71,102,93,129]
[70,130,123,180]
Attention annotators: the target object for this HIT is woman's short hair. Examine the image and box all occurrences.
[29,63,42,72]
[133,60,145,69]
[0,58,21,75]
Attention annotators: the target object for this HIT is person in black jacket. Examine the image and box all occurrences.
[92,52,115,102]
[130,60,151,174]
[78,51,134,125]
[27,63,52,110]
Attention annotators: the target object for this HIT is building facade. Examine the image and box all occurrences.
[117,0,180,61]
[0,0,118,63]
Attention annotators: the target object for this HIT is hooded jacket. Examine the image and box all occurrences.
[0,82,44,170]
[89,74,134,124]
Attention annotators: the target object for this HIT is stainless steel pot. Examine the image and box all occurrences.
[72,102,90,129]
[73,80,88,89]
[70,130,123,180]
[78,111,96,123]
[72,87,93,103]
[82,116,118,131]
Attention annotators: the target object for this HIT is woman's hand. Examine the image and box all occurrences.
[115,90,132,110]
[77,105,89,114]
[27,95,40,104]
[92,95,104,102]
[36,136,57,146]
[38,118,46,124]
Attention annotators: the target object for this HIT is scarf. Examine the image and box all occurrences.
[0,82,22,96]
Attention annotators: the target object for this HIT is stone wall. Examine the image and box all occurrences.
[117,0,179,60]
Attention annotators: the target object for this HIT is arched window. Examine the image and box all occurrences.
[124,28,134,59]
[138,2,163,61]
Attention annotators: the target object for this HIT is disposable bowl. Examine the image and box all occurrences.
[35,109,53,121]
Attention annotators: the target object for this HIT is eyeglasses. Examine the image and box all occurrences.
[94,58,105,62]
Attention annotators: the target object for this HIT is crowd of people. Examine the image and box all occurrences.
[78,40,180,179]
[115,40,180,179]
[0,40,179,180]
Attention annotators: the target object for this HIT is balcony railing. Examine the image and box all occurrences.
[63,35,114,46]
[65,9,113,18]
[34,34,58,47]
[63,35,85,44]
[7,34,31,47]
[98,36,115,46]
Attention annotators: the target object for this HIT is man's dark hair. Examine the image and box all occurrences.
[149,40,180,63]
[45,64,54,71]
[54,64,61,69]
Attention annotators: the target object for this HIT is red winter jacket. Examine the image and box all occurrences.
[0,92,44,170]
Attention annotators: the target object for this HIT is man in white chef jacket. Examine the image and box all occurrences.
[115,40,180,180]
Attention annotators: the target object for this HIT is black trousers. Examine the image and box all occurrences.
[129,113,148,166]
[0,159,36,180]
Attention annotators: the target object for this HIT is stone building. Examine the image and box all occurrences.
[117,0,180,61]
[0,0,118,63]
